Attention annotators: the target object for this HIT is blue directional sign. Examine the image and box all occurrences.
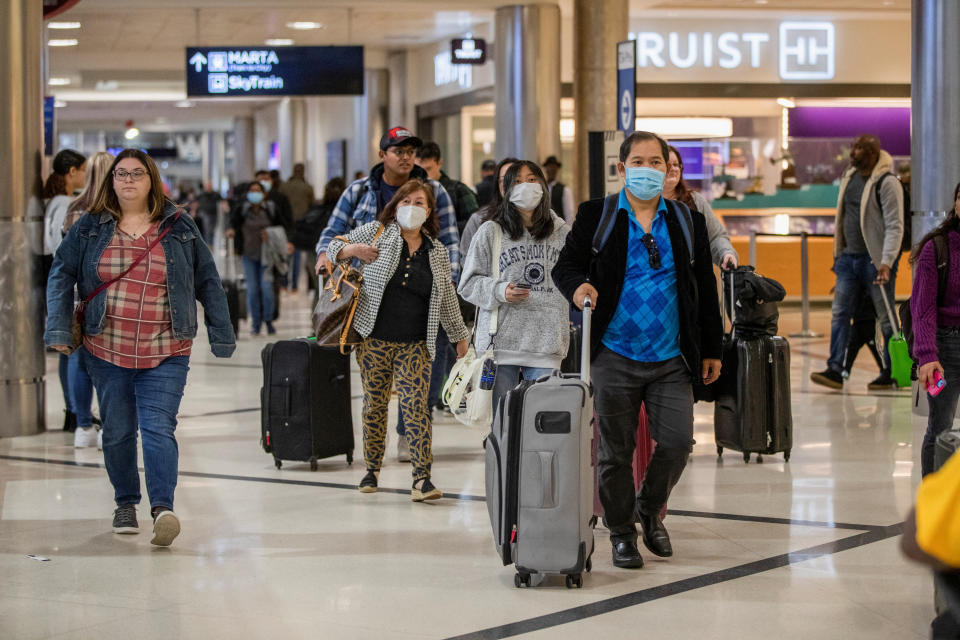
[185,46,363,97]
[617,40,636,133]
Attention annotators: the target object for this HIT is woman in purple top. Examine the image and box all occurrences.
[911,181,960,476]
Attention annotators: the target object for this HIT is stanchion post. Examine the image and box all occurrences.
[789,231,823,338]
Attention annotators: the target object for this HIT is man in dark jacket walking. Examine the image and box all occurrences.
[416,142,479,233]
[552,131,723,570]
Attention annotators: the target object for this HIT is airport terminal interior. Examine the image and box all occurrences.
[2,0,958,639]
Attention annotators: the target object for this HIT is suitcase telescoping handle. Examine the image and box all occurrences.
[876,283,902,334]
[723,268,736,341]
[581,296,593,384]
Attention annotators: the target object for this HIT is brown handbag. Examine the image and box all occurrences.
[312,225,384,354]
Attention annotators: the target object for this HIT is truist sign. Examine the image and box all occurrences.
[631,21,836,81]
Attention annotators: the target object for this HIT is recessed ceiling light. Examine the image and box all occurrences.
[175,100,195,108]
[54,99,68,108]
[47,77,71,86]
[48,21,81,29]
[286,21,324,30]
[48,39,78,47]
[265,38,295,46]
[776,97,796,108]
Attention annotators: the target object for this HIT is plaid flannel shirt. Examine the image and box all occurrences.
[316,175,462,282]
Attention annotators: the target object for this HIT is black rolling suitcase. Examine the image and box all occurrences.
[714,268,792,463]
[260,338,354,470]
[223,237,246,334]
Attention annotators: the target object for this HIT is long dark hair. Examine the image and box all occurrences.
[910,181,960,265]
[667,145,696,210]
[43,149,86,199]
[481,157,520,222]
[90,149,170,222]
[491,160,554,241]
[321,177,347,206]
[378,179,439,238]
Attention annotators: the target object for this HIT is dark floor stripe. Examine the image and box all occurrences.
[0,454,885,530]
[442,523,904,640]
[178,407,259,419]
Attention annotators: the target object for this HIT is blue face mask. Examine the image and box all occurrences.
[259,180,272,193]
[247,191,264,205]
[624,166,665,201]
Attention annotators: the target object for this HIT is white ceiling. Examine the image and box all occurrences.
[49,0,909,128]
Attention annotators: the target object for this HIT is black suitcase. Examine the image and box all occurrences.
[935,430,960,471]
[714,335,792,462]
[260,339,354,470]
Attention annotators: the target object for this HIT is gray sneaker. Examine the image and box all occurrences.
[151,509,181,547]
[396,434,411,462]
[112,504,139,534]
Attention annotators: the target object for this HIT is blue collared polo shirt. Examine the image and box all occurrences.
[601,189,681,363]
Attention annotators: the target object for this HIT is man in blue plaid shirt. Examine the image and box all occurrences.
[314,127,461,282]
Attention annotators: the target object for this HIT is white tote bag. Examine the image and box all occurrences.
[443,224,502,428]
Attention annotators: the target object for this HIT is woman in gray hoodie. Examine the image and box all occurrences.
[458,160,571,413]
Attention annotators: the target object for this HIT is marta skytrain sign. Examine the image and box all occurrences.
[185,47,364,97]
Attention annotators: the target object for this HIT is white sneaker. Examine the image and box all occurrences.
[151,510,181,547]
[397,434,411,462]
[97,428,103,451]
[73,427,98,448]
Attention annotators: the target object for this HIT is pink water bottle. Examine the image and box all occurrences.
[928,370,947,397]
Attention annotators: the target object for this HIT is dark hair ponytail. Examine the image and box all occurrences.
[910,180,960,265]
[43,149,86,199]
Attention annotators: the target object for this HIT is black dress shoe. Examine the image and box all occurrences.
[638,512,673,557]
[611,540,644,569]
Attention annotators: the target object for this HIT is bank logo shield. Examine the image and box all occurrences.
[779,22,835,80]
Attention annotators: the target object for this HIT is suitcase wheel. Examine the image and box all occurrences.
[274,459,282,470]
[756,454,763,464]
[565,574,583,589]
[309,456,318,472]
[585,557,592,573]
[716,445,723,458]
[514,573,531,588]
[783,450,791,463]
[743,452,750,463]
[346,451,353,466]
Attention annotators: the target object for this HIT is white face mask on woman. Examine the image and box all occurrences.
[509,182,544,211]
[396,205,428,230]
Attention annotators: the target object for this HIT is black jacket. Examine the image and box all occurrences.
[551,196,723,371]
[229,200,291,255]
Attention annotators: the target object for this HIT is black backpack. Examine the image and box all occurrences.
[874,173,912,253]
[899,234,950,362]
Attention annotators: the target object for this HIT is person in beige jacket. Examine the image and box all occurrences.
[811,134,905,391]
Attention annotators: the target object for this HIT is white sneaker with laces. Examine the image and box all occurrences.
[151,510,180,547]
[73,427,98,448]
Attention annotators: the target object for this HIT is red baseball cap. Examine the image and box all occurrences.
[379,126,423,151]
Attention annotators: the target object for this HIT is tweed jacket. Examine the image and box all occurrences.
[327,221,469,359]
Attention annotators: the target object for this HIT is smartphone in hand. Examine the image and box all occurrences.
[928,369,947,397]
[513,282,531,290]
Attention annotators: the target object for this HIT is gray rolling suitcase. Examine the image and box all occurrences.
[485,300,595,588]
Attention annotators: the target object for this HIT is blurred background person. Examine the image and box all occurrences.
[292,176,346,295]
[280,163,315,293]
[460,157,519,258]
[543,155,574,224]
[475,159,497,208]
[193,182,223,246]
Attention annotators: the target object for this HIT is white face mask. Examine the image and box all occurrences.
[396,205,428,230]
[509,182,544,211]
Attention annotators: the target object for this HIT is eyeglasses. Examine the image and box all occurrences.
[389,147,417,158]
[113,169,148,182]
[640,233,661,269]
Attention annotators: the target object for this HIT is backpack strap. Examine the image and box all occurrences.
[666,198,695,266]
[590,193,620,256]
[933,233,951,308]
[873,172,896,216]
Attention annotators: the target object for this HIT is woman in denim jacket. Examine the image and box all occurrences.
[45,149,235,547]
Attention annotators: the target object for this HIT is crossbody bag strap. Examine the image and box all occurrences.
[488,222,503,337]
[80,210,182,309]
[933,233,950,308]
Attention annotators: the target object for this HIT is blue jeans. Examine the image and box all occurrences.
[58,354,71,412]
[241,256,275,333]
[827,253,898,373]
[68,349,95,428]
[490,364,554,422]
[80,348,190,511]
[396,328,455,436]
[922,330,960,477]
[290,251,302,291]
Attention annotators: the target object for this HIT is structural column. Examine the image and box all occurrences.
[358,69,389,169]
[232,116,255,184]
[911,0,960,242]
[573,0,628,204]
[494,4,561,164]
[0,0,46,436]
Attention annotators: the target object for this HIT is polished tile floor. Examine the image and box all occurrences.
[0,294,941,639]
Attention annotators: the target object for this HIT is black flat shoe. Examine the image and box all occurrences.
[638,512,673,557]
[411,477,442,502]
[358,470,378,493]
[612,540,644,569]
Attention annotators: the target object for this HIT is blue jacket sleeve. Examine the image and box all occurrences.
[316,182,364,256]
[44,223,84,349]
[191,219,236,358]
